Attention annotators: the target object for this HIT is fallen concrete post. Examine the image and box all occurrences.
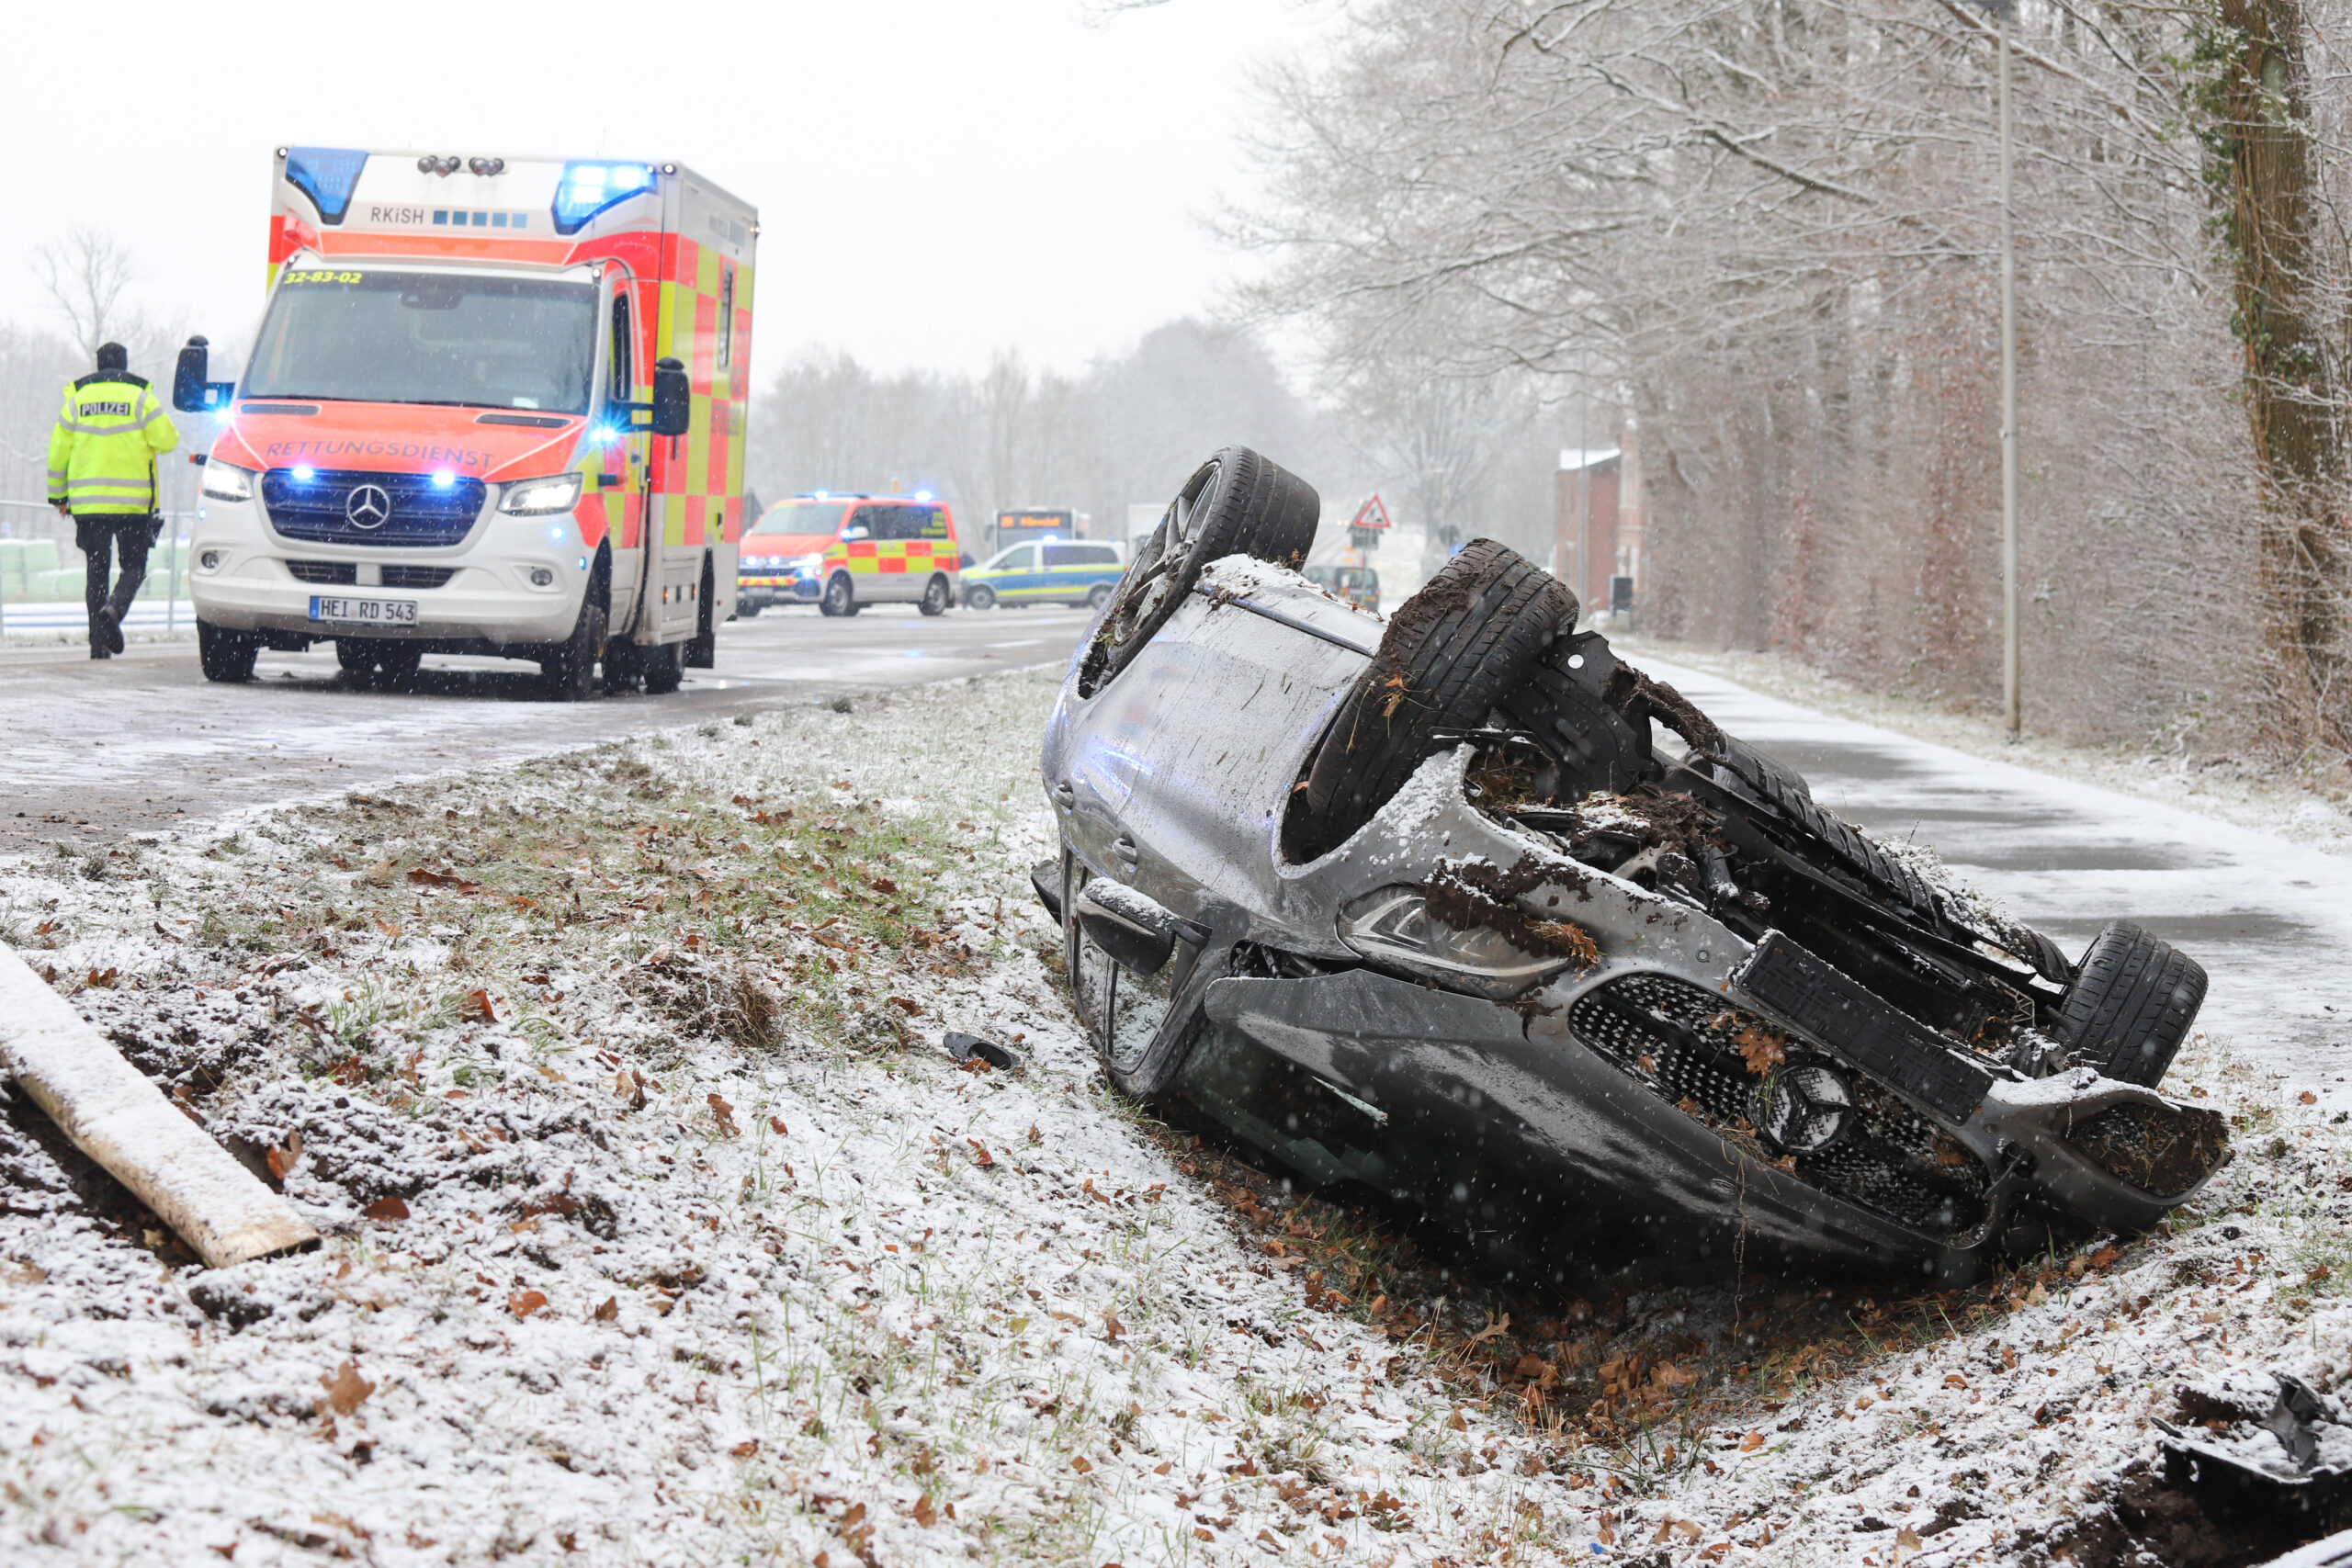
[0,946,316,1268]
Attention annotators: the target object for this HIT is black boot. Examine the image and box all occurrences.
[96,603,125,655]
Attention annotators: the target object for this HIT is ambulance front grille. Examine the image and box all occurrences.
[262,469,487,547]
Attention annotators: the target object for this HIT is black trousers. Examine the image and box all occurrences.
[75,515,154,636]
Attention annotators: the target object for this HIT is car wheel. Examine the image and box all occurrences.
[2055,921,2207,1087]
[820,573,859,617]
[964,584,997,611]
[1061,847,1198,1095]
[1078,445,1319,698]
[736,598,762,618]
[919,574,951,616]
[1087,583,1114,612]
[197,620,257,682]
[640,639,683,694]
[1284,539,1577,863]
[539,592,607,702]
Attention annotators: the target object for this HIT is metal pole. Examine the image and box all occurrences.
[1577,392,1591,614]
[1999,8,2020,740]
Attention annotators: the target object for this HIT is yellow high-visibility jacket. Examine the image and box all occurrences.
[46,371,177,517]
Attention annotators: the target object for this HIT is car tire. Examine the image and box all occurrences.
[737,598,762,618]
[1087,583,1114,612]
[919,574,951,616]
[964,584,997,611]
[197,620,257,682]
[1284,539,1577,863]
[2055,920,2207,1087]
[641,639,684,694]
[820,573,860,617]
[1078,445,1319,697]
[539,592,607,702]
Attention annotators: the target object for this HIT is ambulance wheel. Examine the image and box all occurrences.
[197,620,257,682]
[820,573,858,618]
[539,595,607,702]
[964,585,997,611]
[919,575,952,616]
[641,640,684,694]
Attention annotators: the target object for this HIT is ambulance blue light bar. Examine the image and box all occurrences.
[285,147,368,226]
[552,162,655,235]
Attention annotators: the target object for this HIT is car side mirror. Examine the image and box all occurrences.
[173,336,233,413]
[650,357,691,437]
[841,525,869,542]
[1075,878,1207,977]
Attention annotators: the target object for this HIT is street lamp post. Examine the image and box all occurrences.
[1997,2,2018,740]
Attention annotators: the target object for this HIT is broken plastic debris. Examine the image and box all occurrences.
[944,1032,1024,1075]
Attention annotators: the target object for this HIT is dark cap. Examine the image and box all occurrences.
[95,343,128,371]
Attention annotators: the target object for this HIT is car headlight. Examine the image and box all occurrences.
[499,472,584,515]
[1337,885,1588,1000]
[200,461,255,502]
[790,553,825,573]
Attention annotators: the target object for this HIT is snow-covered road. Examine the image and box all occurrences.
[1645,657,2352,1098]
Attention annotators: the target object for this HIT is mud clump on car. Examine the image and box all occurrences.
[1420,854,1600,965]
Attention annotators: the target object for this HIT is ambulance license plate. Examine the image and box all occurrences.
[309,595,417,626]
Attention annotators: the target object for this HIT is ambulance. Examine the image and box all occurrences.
[175,146,756,696]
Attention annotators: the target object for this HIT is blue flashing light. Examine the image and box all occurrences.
[548,525,565,541]
[914,489,933,502]
[551,160,655,235]
[291,465,316,482]
[592,424,621,446]
[813,490,830,500]
[431,469,456,488]
[285,146,368,225]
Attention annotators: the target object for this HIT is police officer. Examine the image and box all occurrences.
[46,343,178,659]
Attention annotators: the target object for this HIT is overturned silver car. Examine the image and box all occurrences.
[1037,446,2228,1284]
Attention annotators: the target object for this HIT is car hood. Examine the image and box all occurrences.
[209,402,585,484]
[739,534,835,558]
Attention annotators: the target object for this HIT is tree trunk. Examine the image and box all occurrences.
[2213,0,2350,755]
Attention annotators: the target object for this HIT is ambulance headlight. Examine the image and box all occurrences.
[499,473,583,515]
[200,462,255,502]
[789,553,825,574]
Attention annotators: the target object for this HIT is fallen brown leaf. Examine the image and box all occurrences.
[363,1195,409,1223]
[593,1297,619,1323]
[319,1360,374,1416]
[509,1289,548,1319]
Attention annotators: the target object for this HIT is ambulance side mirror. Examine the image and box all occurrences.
[173,337,214,413]
[650,358,691,437]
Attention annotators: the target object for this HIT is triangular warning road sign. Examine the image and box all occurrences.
[1350,495,1393,530]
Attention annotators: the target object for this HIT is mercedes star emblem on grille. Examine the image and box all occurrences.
[345,484,392,529]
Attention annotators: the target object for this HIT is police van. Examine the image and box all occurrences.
[960,538,1125,611]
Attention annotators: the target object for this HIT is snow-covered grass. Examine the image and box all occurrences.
[0,671,1585,1565]
[1,666,2347,1565]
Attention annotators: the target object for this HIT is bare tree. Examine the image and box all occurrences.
[31,228,148,364]
[1230,0,2336,768]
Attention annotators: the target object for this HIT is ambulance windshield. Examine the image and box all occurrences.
[244,269,598,413]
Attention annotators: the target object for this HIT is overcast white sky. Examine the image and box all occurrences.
[3,0,1337,378]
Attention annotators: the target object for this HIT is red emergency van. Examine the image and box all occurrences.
[177,147,755,696]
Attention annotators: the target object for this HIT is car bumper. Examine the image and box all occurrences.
[187,495,591,645]
[739,576,820,604]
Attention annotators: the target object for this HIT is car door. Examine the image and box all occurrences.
[995,543,1039,600]
[599,283,655,637]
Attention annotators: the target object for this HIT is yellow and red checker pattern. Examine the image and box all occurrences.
[264,217,752,557]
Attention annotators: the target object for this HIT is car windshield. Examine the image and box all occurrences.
[243,268,598,412]
[749,501,852,540]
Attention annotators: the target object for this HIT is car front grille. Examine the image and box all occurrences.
[381,565,457,589]
[287,560,356,585]
[262,469,486,547]
[1569,971,1988,1235]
